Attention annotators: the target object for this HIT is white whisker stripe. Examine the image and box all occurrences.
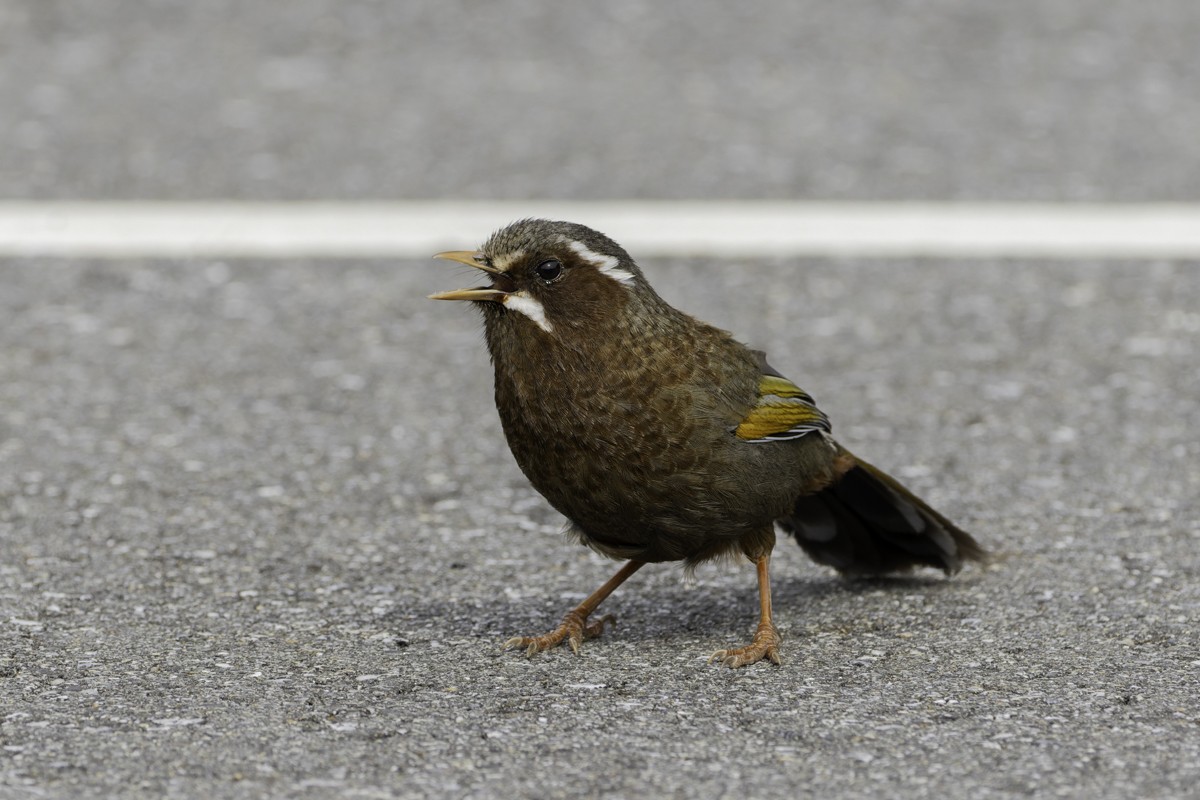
[4,201,1200,258]
[502,291,553,333]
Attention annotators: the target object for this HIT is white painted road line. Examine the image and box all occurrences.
[2,201,1200,259]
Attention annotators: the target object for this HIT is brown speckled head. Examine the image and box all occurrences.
[433,219,661,337]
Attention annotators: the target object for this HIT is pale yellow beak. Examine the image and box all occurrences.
[432,250,504,274]
[429,250,510,302]
[428,287,508,302]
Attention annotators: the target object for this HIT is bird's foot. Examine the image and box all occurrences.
[503,609,616,656]
[709,620,782,668]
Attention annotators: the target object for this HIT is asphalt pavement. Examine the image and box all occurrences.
[3,1,1200,799]
[4,256,1198,798]
[4,0,1200,201]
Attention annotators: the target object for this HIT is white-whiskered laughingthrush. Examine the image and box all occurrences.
[430,219,985,667]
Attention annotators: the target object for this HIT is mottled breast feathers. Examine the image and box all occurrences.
[734,374,831,443]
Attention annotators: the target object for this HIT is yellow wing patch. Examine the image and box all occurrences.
[734,375,831,442]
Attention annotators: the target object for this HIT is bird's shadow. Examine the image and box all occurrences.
[389,568,974,648]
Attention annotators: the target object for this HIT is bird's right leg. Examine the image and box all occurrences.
[709,549,783,668]
[505,560,645,656]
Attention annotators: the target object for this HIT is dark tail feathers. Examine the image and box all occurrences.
[782,457,986,576]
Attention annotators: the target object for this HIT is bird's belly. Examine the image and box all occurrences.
[499,395,802,563]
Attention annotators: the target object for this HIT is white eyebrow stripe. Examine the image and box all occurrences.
[502,291,553,333]
[563,238,636,285]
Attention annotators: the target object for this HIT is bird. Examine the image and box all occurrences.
[429,219,986,667]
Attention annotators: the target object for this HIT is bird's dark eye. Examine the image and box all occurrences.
[535,259,563,283]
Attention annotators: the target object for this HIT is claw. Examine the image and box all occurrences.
[587,614,616,637]
[708,622,783,668]
[500,561,644,659]
[503,610,618,658]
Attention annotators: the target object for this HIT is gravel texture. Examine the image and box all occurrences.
[2,256,1198,798]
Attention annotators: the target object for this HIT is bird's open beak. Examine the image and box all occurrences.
[432,250,504,274]
[429,250,509,302]
[428,287,508,302]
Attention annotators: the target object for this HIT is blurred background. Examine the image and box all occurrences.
[5,0,1199,202]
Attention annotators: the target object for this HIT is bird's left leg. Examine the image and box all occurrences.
[710,545,782,668]
[504,560,645,656]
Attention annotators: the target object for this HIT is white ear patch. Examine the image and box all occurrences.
[502,291,553,333]
[563,239,636,285]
